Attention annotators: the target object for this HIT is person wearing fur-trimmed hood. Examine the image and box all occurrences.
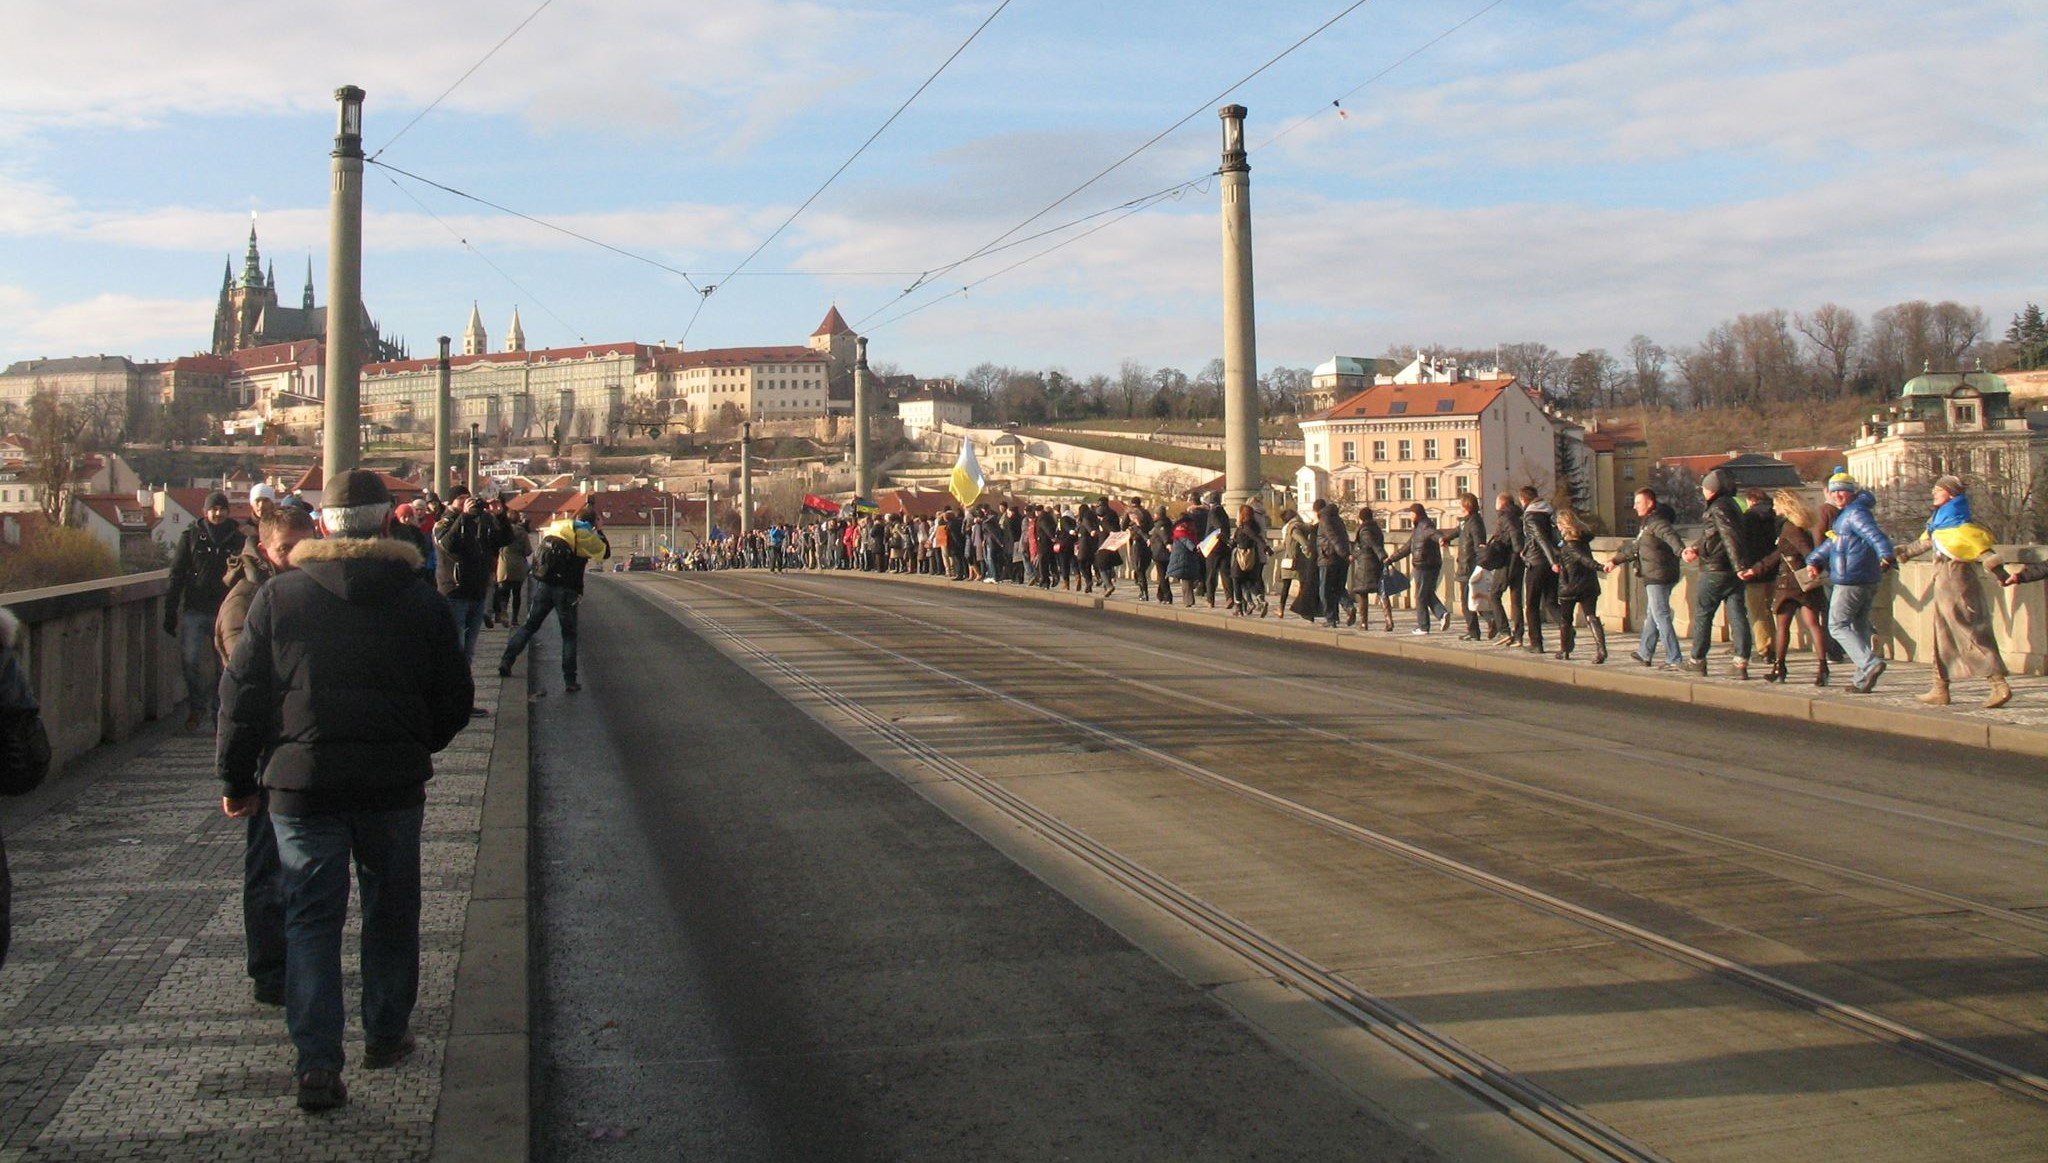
[217,469,473,1112]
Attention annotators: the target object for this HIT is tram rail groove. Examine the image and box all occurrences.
[738,572,2048,934]
[652,574,2048,1111]
[660,588,1666,1163]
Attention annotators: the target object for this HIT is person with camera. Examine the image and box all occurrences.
[434,487,504,663]
[165,491,246,730]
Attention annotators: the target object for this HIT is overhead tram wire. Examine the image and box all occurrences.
[855,0,1377,330]
[377,170,588,344]
[370,0,559,161]
[856,0,1509,335]
[863,182,1205,334]
[1253,0,1513,153]
[707,0,1015,294]
[369,158,704,295]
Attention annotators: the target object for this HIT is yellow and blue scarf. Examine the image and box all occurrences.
[1925,495,1996,562]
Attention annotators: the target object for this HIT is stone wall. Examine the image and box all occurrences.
[2,571,181,770]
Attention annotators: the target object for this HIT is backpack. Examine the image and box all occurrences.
[534,534,579,585]
[1232,544,1259,574]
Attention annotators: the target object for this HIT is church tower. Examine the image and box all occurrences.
[809,305,857,402]
[303,258,316,311]
[504,306,526,354]
[463,302,489,356]
[221,219,282,353]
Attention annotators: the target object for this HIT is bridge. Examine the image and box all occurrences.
[3,567,2047,1159]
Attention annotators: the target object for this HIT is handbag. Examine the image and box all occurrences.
[1468,566,1497,597]
[1787,553,1825,592]
[1379,566,1409,597]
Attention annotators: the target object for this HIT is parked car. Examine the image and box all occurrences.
[626,555,655,572]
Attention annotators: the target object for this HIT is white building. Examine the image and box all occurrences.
[897,394,974,434]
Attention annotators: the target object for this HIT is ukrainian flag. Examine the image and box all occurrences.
[949,439,985,508]
[1926,495,1997,562]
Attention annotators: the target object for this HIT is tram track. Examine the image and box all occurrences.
[734,573,2048,939]
[648,581,1667,1162]
[642,573,2048,1115]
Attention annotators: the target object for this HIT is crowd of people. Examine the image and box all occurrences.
[156,473,610,1113]
[692,471,2029,710]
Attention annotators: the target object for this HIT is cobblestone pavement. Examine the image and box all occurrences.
[0,627,509,1162]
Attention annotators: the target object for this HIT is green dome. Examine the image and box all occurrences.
[1901,370,2007,398]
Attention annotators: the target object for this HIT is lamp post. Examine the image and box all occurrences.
[467,422,480,493]
[322,85,366,488]
[740,421,754,539]
[705,477,715,546]
[1218,104,1261,510]
[434,336,452,496]
[852,337,873,498]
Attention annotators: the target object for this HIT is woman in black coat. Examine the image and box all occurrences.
[1346,507,1392,630]
[1553,510,1607,663]
[1229,503,1268,616]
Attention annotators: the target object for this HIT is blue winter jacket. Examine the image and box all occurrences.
[1166,534,1205,581]
[1807,490,1894,586]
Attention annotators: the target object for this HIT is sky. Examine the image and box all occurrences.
[2,0,2044,381]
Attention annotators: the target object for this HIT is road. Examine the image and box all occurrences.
[534,569,2048,1161]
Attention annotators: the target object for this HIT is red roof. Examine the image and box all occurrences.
[581,488,702,526]
[287,466,426,499]
[650,345,822,372]
[228,341,324,370]
[1580,420,1647,453]
[812,306,851,338]
[1311,378,1518,421]
[507,489,585,520]
[74,494,160,534]
[164,488,254,525]
[363,342,656,377]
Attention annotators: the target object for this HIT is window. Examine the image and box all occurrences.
[1387,401,1408,415]
[1341,440,1356,463]
[1372,440,1386,461]
[1425,477,1440,500]
[1454,437,1469,460]
[1373,478,1388,502]
[1435,398,1455,412]
[1955,404,1977,424]
[1343,477,1358,500]
[1423,439,1438,460]
[1455,475,1470,496]
[1397,439,1412,460]
[1399,477,1414,501]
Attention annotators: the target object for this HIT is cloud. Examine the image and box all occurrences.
[0,288,215,360]
[0,0,896,152]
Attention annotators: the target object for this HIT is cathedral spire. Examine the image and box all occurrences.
[303,257,316,310]
[505,306,526,353]
[463,301,489,356]
[241,217,264,289]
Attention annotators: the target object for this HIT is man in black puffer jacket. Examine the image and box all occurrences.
[218,470,472,1113]
[1682,468,1763,679]
[1518,486,1562,655]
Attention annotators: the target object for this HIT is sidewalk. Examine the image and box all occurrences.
[853,571,2048,757]
[0,625,526,1162]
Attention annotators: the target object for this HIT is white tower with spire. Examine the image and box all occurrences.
[504,306,526,354]
[462,302,489,356]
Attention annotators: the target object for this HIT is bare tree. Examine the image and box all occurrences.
[1496,341,1566,399]
[1625,334,1668,407]
[1794,303,1861,398]
[28,389,89,526]
[1115,360,1150,418]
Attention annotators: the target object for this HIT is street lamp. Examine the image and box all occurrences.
[322,85,366,486]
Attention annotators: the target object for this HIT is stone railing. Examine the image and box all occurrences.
[1350,538,2048,674]
[1,570,183,770]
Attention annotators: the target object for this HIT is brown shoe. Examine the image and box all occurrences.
[1917,685,1951,706]
[1983,676,2013,710]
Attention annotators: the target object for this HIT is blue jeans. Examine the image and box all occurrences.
[1690,570,1752,662]
[1640,582,1681,664]
[446,596,487,662]
[271,805,424,1074]
[1828,581,1880,679]
[501,581,581,681]
[180,610,219,720]
[1414,566,1448,630]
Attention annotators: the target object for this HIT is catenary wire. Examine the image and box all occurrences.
[378,171,588,344]
[709,0,1015,292]
[369,158,704,294]
[888,0,1377,305]
[1254,0,1512,153]
[859,0,1507,333]
[371,0,559,161]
